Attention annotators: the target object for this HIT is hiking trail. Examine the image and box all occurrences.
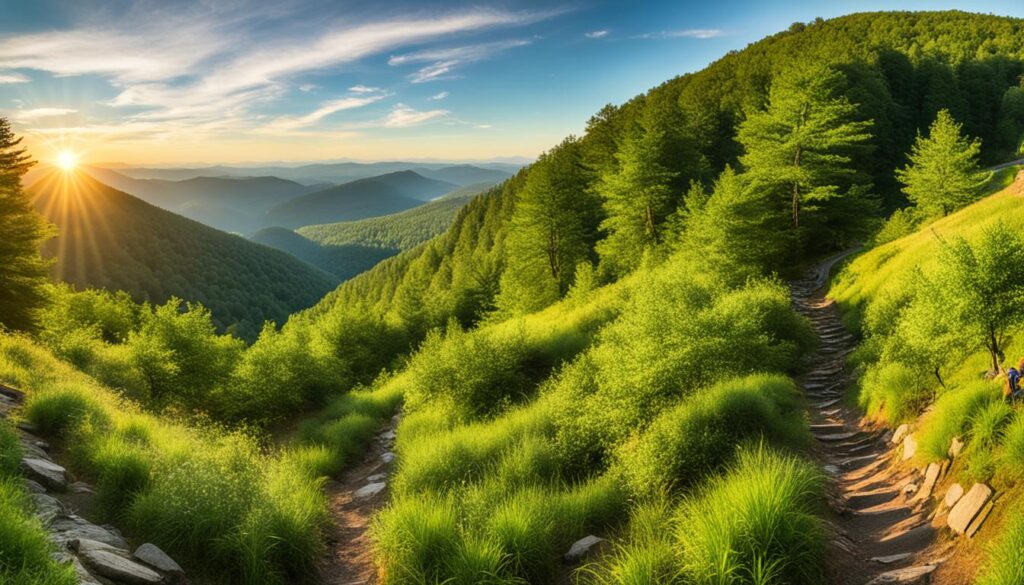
[318,415,399,585]
[792,252,945,585]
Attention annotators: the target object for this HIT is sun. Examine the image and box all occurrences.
[56,151,79,171]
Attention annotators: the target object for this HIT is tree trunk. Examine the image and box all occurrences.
[989,327,1002,374]
[934,366,945,389]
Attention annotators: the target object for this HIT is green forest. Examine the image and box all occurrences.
[3,8,1024,585]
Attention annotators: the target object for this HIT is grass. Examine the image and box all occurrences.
[916,381,1000,462]
[0,422,77,585]
[857,361,932,425]
[976,508,1024,585]
[0,333,327,585]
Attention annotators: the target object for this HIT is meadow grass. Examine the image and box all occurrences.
[0,333,327,585]
[916,381,1000,462]
[857,361,932,425]
[976,508,1024,585]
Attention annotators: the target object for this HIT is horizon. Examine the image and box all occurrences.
[5,0,1024,168]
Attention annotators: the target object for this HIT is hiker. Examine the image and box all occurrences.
[1007,366,1022,401]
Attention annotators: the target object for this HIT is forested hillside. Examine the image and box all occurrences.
[28,171,337,340]
[298,183,486,251]
[250,227,394,280]
[263,170,457,229]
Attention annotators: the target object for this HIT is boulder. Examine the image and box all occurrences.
[21,457,67,490]
[915,462,941,500]
[78,544,162,585]
[966,501,995,538]
[865,564,937,584]
[944,483,964,508]
[948,483,993,534]
[24,479,47,494]
[51,516,129,550]
[70,556,105,585]
[902,434,917,461]
[32,493,63,526]
[134,543,184,577]
[948,437,964,458]
[892,424,910,445]
[355,482,386,499]
[563,535,608,564]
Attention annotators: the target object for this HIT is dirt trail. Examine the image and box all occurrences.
[318,417,398,585]
[792,252,943,585]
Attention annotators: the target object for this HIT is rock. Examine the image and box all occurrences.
[823,464,840,475]
[916,462,941,500]
[380,451,395,464]
[948,437,964,458]
[70,556,105,585]
[0,382,25,401]
[902,434,917,461]
[51,516,129,550]
[134,542,184,576]
[948,483,993,534]
[32,493,63,526]
[17,421,38,433]
[24,479,46,494]
[69,481,95,494]
[966,501,995,538]
[379,429,396,441]
[563,535,608,564]
[892,424,910,445]
[367,473,387,482]
[355,482,386,499]
[871,553,913,564]
[944,483,964,508]
[901,482,918,495]
[19,438,50,459]
[881,430,893,443]
[21,457,67,490]
[391,413,402,427]
[78,542,163,584]
[865,564,938,584]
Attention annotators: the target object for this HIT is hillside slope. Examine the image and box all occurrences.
[249,227,394,280]
[297,183,486,251]
[263,170,456,229]
[28,171,337,339]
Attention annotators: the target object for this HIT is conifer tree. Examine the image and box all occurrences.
[498,138,599,314]
[0,117,51,331]
[896,109,993,217]
[595,126,677,276]
[737,64,872,232]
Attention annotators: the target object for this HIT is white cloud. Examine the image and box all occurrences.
[267,93,389,131]
[430,91,449,100]
[15,108,78,120]
[584,30,608,39]
[349,84,381,94]
[389,39,530,83]
[383,104,448,128]
[0,73,30,84]
[639,29,725,39]
[298,83,318,92]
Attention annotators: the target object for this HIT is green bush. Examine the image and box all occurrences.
[0,477,77,585]
[916,381,999,462]
[372,494,461,584]
[24,386,110,438]
[615,374,807,498]
[676,445,825,585]
[581,498,680,585]
[858,361,932,424]
[962,400,1014,482]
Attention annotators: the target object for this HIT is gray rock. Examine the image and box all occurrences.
[380,451,395,464]
[944,483,964,508]
[916,462,941,500]
[24,479,47,494]
[871,553,913,564]
[564,535,608,564]
[19,438,50,460]
[70,556,105,585]
[823,464,840,475]
[79,544,162,584]
[51,517,129,550]
[379,429,396,441]
[32,493,63,526]
[355,482,386,499]
[21,457,67,490]
[948,483,993,534]
[69,481,96,494]
[865,564,938,584]
[367,473,387,482]
[902,434,917,461]
[892,424,910,445]
[134,542,184,576]
[17,421,37,433]
[948,437,964,458]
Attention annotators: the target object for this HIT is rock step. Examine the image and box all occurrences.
[877,522,935,552]
[846,489,901,509]
[865,564,938,584]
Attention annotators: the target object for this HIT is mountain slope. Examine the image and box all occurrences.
[263,170,456,229]
[297,183,488,251]
[81,167,317,233]
[28,171,338,340]
[249,227,394,280]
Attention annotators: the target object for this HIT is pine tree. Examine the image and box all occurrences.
[595,126,677,276]
[737,64,873,232]
[497,138,599,314]
[0,117,51,332]
[896,109,993,217]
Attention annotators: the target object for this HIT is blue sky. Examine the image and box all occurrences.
[2,0,1023,165]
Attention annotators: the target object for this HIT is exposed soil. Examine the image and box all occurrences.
[793,253,949,585]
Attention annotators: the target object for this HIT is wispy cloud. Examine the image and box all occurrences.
[389,39,531,83]
[430,91,449,100]
[349,85,381,94]
[383,104,448,127]
[585,30,608,39]
[15,108,78,120]
[638,28,725,39]
[298,83,318,92]
[266,92,390,131]
[0,73,30,84]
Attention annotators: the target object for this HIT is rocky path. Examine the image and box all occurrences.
[792,253,943,585]
[318,415,399,585]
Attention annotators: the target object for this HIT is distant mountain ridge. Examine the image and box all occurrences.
[262,170,458,229]
[249,227,395,280]
[28,171,338,340]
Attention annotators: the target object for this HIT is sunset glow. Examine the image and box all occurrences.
[56,150,78,171]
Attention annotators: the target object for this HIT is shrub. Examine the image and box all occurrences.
[372,494,461,584]
[24,386,110,438]
[858,361,932,424]
[962,400,1014,482]
[916,381,999,462]
[616,374,807,498]
[581,498,681,585]
[998,411,1024,480]
[676,445,825,585]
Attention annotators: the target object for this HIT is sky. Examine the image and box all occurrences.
[2,0,1024,166]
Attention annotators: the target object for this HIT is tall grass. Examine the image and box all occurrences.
[916,381,999,462]
[976,509,1024,585]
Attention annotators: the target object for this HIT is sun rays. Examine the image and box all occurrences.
[56,150,79,171]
